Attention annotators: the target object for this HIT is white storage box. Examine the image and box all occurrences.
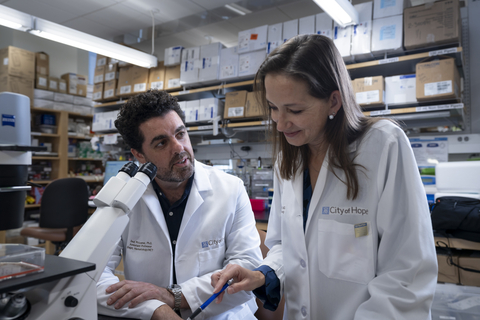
[299,15,315,36]
[53,92,74,104]
[198,98,224,121]
[219,46,239,80]
[238,50,266,77]
[33,99,54,109]
[283,19,298,42]
[267,23,283,54]
[185,100,200,123]
[164,46,183,66]
[316,13,333,39]
[199,42,224,82]
[34,89,54,100]
[385,74,416,105]
[351,2,373,56]
[333,24,352,57]
[53,102,73,112]
[432,283,480,320]
[180,47,200,85]
[371,15,403,53]
[92,110,119,132]
[373,0,405,19]
[238,25,268,53]
[73,96,93,107]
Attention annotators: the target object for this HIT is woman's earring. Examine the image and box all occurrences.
[329,113,335,120]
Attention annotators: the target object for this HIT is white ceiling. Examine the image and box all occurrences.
[0,0,368,60]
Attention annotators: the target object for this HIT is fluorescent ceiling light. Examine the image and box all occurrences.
[312,0,358,28]
[0,4,157,68]
[0,5,32,31]
[225,3,252,16]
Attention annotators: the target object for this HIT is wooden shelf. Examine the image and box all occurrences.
[363,103,464,117]
[68,158,103,161]
[70,175,104,183]
[25,204,41,209]
[30,107,61,114]
[32,156,60,160]
[68,112,93,119]
[31,132,60,138]
[28,180,51,184]
[68,134,93,140]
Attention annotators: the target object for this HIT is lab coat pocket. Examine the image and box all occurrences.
[317,220,374,284]
[198,245,225,275]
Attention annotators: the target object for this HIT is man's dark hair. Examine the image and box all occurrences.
[115,89,185,152]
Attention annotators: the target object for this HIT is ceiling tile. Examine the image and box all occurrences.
[277,0,322,19]
[2,0,76,24]
[36,0,120,17]
[62,17,120,40]
[227,7,290,30]
[194,21,241,46]
[190,0,238,11]
[122,0,206,21]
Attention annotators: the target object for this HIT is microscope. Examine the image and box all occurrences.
[0,91,158,319]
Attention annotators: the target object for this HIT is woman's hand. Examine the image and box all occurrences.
[211,264,266,304]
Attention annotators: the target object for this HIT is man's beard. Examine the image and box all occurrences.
[147,151,194,183]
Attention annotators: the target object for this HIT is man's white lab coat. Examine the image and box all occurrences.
[263,120,438,320]
[97,160,263,320]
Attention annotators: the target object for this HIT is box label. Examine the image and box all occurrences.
[105,72,115,81]
[39,77,47,86]
[429,48,458,57]
[49,80,58,90]
[93,91,102,100]
[104,89,114,99]
[59,82,67,91]
[120,85,131,94]
[168,78,180,88]
[239,55,251,72]
[380,0,396,9]
[228,107,244,117]
[380,25,396,40]
[133,83,146,92]
[356,90,380,104]
[222,65,235,78]
[379,57,399,65]
[150,81,163,90]
[425,80,452,96]
[94,75,104,83]
[370,110,391,116]
[3,58,8,65]
[97,57,106,66]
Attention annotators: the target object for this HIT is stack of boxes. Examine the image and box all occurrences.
[238,25,268,78]
[0,46,35,104]
[223,90,263,120]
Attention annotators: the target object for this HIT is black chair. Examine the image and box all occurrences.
[21,178,89,255]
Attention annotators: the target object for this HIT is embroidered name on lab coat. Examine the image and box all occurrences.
[127,240,154,252]
[322,206,369,215]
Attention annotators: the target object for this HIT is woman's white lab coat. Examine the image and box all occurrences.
[97,160,263,320]
[263,120,438,320]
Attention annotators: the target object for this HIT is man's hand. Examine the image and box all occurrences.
[211,264,265,304]
[151,304,182,320]
[106,280,174,309]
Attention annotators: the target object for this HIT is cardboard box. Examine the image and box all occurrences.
[164,46,183,66]
[48,77,59,92]
[76,74,88,97]
[220,46,239,80]
[148,61,165,90]
[117,66,133,96]
[199,42,224,82]
[333,24,352,57]
[180,47,200,85]
[404,0,460,50]
[459,251,480,287]
[58,79,67,93]
[94,65,105,84]
[437,249,460,284]
[267,23,283,54]
[373,0,405,19]
[371,15,403,53]
[93,83,104,101]
[245,92,263,118]
[0,46,35,80]
[353,76,385,107]
[35,74,48,90]
[104,63,118,82]
[131,66,149,94]
[385,74,416,105]
[316,12,333,39]
[299,15,315,36]
[61,73,78,95]
[35,52,49,77]
[103,80,117,100]
[416,57,460,101]
[283,20,298,43]
[164,65,181,89]
[0,75,34,103]
[54,92,74,104]
[224,91,248,119]
[351,2,373,56]
[96,54,107,67]
[238,50,266,77]
[238,25,268,54]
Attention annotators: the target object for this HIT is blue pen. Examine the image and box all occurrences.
[187,281,231,320]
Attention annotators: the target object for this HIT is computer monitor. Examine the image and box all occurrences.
[103,161,131,185]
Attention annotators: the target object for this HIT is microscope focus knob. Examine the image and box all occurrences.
[64,296,78,307]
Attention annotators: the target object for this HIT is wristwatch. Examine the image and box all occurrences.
[167,284,182,311]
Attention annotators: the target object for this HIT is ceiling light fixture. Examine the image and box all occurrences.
[224,3,252,16]
[0,4,157,68]
[312,0,358,28]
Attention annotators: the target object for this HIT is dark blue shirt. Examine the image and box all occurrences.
[151,174,194,284]
[253,169,312,310]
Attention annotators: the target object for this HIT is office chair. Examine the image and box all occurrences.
[21,178,89,255]
[254,228,285,320]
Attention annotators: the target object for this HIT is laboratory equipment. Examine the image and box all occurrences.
[435,161,480,200]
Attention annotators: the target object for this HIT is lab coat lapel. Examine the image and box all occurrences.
[142,183,170,241]
[178,160,209,238]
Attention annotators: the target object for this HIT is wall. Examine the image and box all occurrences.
[0,26,90,79]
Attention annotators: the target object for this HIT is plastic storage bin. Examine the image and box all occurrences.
[432,283,480,320]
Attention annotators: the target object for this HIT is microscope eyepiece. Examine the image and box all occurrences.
[120,162,139,177]
[138,162,157,181]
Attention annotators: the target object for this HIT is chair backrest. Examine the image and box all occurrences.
[39,178,89,229]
